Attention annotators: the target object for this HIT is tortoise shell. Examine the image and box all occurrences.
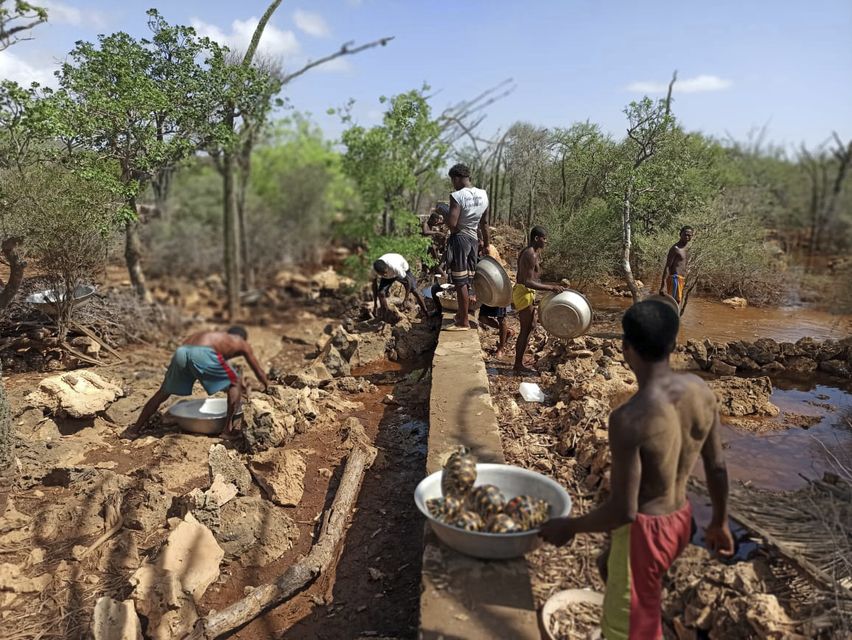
[504,495,551,530]
[467,484,506,519]
[441,447,477,498]
[452,510,485,532]
[486,513,521,533]
[426,495,464,521]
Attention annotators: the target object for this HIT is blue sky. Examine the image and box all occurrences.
[1,0,850,149]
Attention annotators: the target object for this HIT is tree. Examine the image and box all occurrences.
[0,0,45,50]
[53,10,228,301]
[800,133,852,258]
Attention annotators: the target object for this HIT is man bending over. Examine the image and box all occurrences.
[541,299,733,639]
[129,326,269,440]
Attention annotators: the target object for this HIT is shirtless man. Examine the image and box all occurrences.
[659,225,694,307]
[130,326,269,439]
[444,163,490,330]
[540,299,733,639]
[512,226,564,373]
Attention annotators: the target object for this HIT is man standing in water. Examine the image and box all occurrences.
[541,299,733,640]
[129,326,269,440]
[512,226,564,374]
[659,225,694,307]
[444,163,489,330]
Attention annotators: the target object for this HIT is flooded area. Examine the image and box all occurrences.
[585,291,852,343]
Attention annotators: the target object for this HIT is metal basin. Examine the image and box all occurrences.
[414,463,572,559]
[168,398,243,436]
[539,290,593,339]
[26,284,96,313]
[473,257,512,307]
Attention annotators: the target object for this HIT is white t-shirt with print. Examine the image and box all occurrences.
[376,253,409,279]
[451,187,489,239]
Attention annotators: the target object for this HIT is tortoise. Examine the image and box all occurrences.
[441,446,477,498]
[486,513,521,533]
[504,495,551,530]
[451,510,485,532]
[466,484,506,520]
[426,495,464,521]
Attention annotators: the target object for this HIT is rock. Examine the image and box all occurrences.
[249,449,306,506]
[130,567,198,640]
[322,345,351,377]
[281,362,333,388]
[784,356,817,375]
[103,395,144,427]
[140,512,224,601]
[721,297,747,308]
[91,597,143,640]
[208,444,252,495]
[208,475,238,507]
[709,360,737,376]
[746,338,779,366]
[760,361,785,374]
[708,376,779,417]
[242,396,295,453]
[0,563,52,593]
[311,268,341,291]
[329,325,360,361]
[27,547,45,566]
[216,496,299,566]
[71,336,102,356]
[816,339,844,362]
[123,483,176,531]
[25,371,123,418]
[96,531,140,571]
[818,359,850,378]
[333,376,375,394]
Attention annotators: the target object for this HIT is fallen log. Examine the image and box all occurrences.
[184,439,377,639]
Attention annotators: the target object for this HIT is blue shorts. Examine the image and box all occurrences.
[163,346,238,395]
[479,305,507,318]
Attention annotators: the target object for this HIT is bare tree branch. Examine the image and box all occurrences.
[280,37,395,86]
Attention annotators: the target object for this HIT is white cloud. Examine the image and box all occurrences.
[627,74,732,94]
[0,50,58,87]
[191,17,300,59]
[41,0,107,28]
[293,9,330,38]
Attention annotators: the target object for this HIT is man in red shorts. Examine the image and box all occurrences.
[541,299,733,639]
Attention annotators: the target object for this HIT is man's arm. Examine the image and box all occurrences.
[422,219,438,237]
[660,246,675,293]
[446,196,461,232]
[371,277,379,310]
[479,207,491,248]
[240,343,269,390]
[700,405,734,556]
[541,409,641,544]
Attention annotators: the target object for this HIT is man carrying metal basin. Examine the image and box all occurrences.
[512,226,566,374]
[443,163,490,330]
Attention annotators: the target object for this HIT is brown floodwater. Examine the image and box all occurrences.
[585,292,851,343]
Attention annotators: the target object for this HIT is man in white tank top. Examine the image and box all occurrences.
[444,163,490,330]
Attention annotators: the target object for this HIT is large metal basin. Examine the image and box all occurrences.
[473,256,512,308]
[539,290,593,339]
[168,398,243,436]
[414,463,572,559]
[26,284,96,313]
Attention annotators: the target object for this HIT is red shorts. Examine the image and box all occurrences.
[601,502,692,639]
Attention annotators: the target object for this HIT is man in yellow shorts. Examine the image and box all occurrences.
[512,226,565,374]
[659,226,693,306]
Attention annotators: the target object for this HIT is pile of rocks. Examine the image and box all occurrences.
[683,336,851,379]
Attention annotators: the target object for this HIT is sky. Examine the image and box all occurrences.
[1,0,850,150]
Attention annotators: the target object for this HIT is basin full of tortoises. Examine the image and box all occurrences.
[414,447,572,559]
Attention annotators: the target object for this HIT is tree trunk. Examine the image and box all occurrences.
[0,237,26,311]
[223,151,241,320]
[0,365,13,514]
[621,180,640,303]
[151,167,173,220]
[560,151,568,207]
[125,200,151,303]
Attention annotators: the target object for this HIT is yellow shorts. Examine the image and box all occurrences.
[512,284,535,312]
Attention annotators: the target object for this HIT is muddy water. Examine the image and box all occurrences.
[585,292,851,343]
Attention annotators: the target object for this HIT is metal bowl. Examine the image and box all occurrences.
[414,463,572,559]
[168,398,243,436]
[26,284,96,313]
[541,589,604,640]
[539,290,593,339]
[473,256,512,307]
[435,289,480,313]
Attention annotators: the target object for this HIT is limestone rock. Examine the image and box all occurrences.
[208,444,252,495]
[208,475,238,507]
[104,395,145,427]
[322,345,351,377]
[242,396,295,453]
[784,356,817,374]
[818,359,850,378]
[721,297,747,308]
[123,483,176,531]
[0,563,52,593]
[329,325,360,361]
[216,496,300,566]
[91,597,143,640]
[96,531,140,571]
[130,567,197,640]
[709,359,737,376]
[708,376,779,417]
[311,268,341,291]
[140,513,224,601]
[249,449,306,506]
[26,370,123,418]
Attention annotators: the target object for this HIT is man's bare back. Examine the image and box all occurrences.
[611,371,719,516]
[184,331,249,360]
